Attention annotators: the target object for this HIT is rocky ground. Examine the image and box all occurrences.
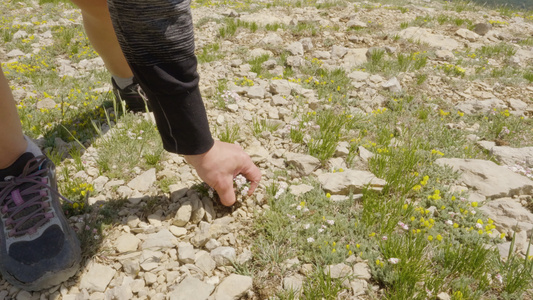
[1,0,533,299]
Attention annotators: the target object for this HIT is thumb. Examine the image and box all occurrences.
[215,176,236,206]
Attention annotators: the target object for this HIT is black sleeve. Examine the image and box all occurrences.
[107,0,214,155]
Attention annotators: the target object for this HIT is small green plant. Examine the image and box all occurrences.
[301,269,349,299]
[219,19,258,38]
[248,54,271,76]
[197,43,223,63]
[218,123,240,143]
[524,71,533,83]
[476,43,517,59]
[252,118,281,137]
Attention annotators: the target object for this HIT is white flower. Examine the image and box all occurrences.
[398,221,408,230]
[495,273,503,284]
[307,237,315,243]
[446,220,453,226]
[241,186,249,196]
[382,236,388,241]
[302,208,310,213]
[471,210,476,215]
[287,214,296,220]
[326,220,335,225]
[475,223,483,229]
[388,258,400,264]
[296,205,302,211]
[303,224,310,230]
[318,228,324,233]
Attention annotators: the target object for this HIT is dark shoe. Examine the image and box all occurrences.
[0,153,81,291]
[112,78,152,113]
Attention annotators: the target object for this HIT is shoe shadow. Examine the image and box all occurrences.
[0,185,235,296]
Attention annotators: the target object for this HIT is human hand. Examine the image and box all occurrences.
[184,140,262,206]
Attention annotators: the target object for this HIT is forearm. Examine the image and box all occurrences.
[107,0,214,155]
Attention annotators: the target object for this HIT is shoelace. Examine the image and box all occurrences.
[0,156,69,237]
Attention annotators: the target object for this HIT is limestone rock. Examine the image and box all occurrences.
[283,274,304,292]
[289,184,314,196]
[195,251,217,274]
[353,263,371,280]
[473,23,492,36]
[398,27,459,51]
[479,198,533,236]
[477,141,533,168]
[382,77,401,92]
[325,263,352,278]
[115,233,141,253]
[142,229,176,249]
[36,98,56,110]
[169,276,214,300]
[214,274,253,300]
[178,243,196,264]
[270,79,293,96]
[318,169,386,195]
[174,201,193,226]
[79,262,116,292]
[210,246,236,266]
[286,41,304,56]
[435,158,533,199]
[348,70,370,82]
[285,152,321,176]
[455,28,479,41]
[127,168,156,192]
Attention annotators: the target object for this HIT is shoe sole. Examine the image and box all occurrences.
[0,251,81,291]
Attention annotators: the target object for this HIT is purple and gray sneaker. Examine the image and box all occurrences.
[0,153,81,291]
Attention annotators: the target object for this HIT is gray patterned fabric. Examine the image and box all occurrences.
[108,0,195,66]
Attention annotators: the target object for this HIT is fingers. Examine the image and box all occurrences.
[215,175,237,207]
[242,164,262,195]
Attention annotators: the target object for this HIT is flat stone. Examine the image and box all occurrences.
[214,274,253,300]
[353,263,371,280]
[246,86,266,99]
[289,184,314,196]
[36,98,56,110]
[178,243,196,264]
[286,41,304,56]
[195,251,217,274]
[398,27,459,51]
[325,263,352,279]
[169,276,215,300]
[473,23,491,36]
[382,77,401,92]
[169,225,187,237]
[210,246,236,266]
[348,70,370,82]
[173,201,192,227]
[480,198,533,236]
[455,28,479,41]
[283,274,304,292]
[79,262,116,292]
[351,279,367,296]
[436,49,455,60]
[436,158,533,199]
[477,141,533,168]
[127,168,156,192]
[115,233,141,253]
[142,229,176,249]
[318,169,386,195]
[285,152,321,176]
[269,79,293,96]
[7,49,25,57]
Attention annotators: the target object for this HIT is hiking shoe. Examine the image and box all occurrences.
[0,153,81,291]
[112,78,152,113]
